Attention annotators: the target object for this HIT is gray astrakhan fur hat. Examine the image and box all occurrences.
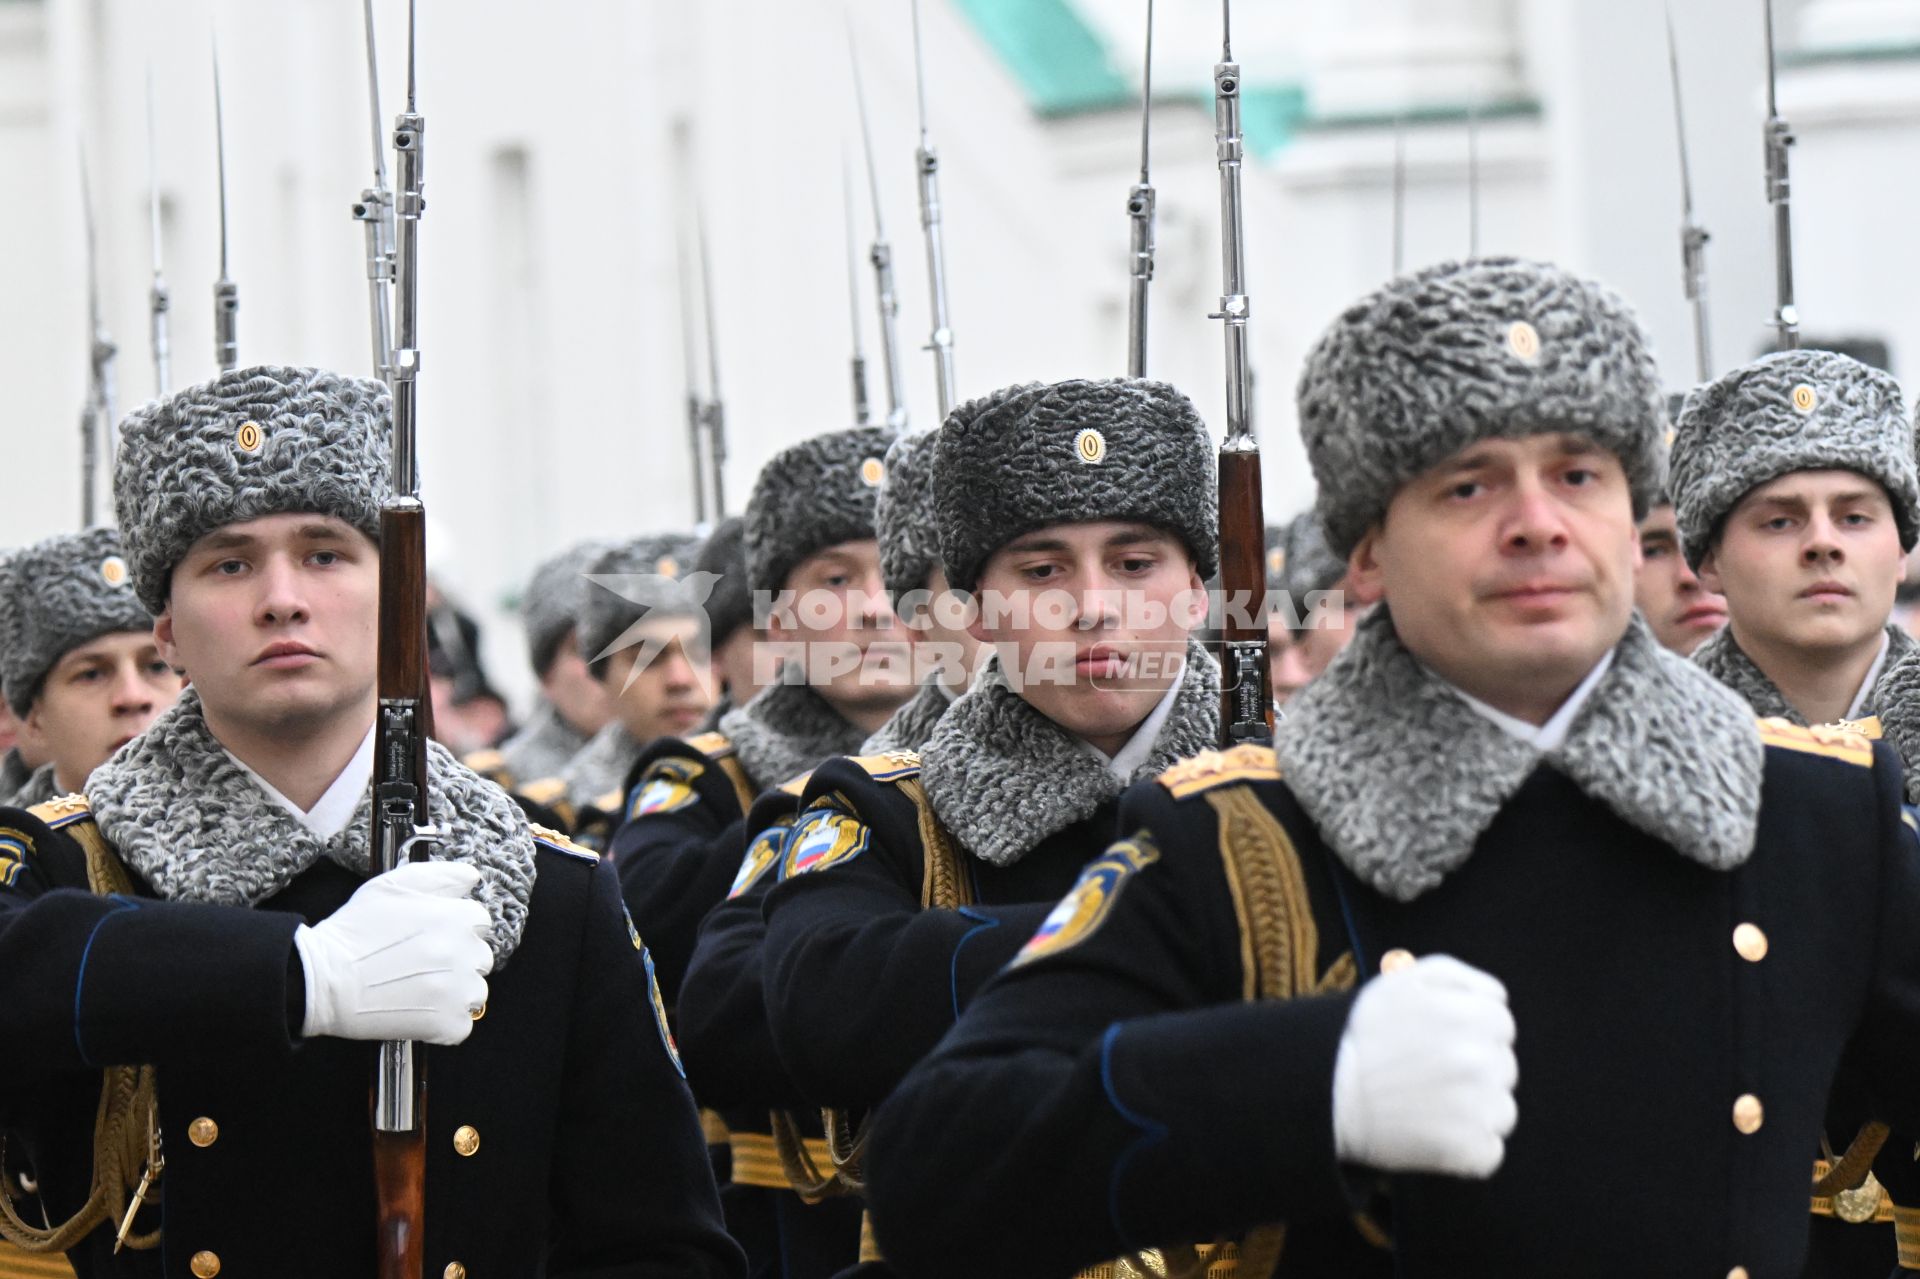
[1278,510,1347,602]
[694,517,752,646]
[877,430,944,604]
[1668,349,1918,568]
[932,378,1218,593]
[520,539,614,677]
[1296,257,1666,558]
[576,533,705,668]
[0,528,154,715]
[744,426,894,595]
[114,365,392,613]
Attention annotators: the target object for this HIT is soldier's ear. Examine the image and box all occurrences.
[1345,528,1386,607]
[152,612,186,678]
[1695,549,1724,596]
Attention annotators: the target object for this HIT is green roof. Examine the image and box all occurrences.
[953,0,1133,116]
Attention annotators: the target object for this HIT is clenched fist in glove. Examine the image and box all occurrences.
[1331,953,1518,1179]
[292,860,494,1046]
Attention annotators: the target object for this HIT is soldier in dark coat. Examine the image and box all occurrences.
[865,258,1920,1279]
[0,365,741,1279]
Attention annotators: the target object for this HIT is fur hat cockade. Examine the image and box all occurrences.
[520,539,614,678]
[0,528,154,715]
[1668,349,1918,568]
[1297,257,1666,558]
[932,378,1218,593]
[694,517,752,645]
[744,426,893,595]
[577,533,706,668]
[114,366,392,613]
[877,430,943,604]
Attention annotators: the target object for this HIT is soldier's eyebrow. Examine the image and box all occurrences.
[1640,529,1676,548]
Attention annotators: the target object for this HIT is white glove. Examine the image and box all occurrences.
[1331,953,1518,1179]
[293,861,494,1046]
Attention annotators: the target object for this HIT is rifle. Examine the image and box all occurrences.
[1664,2,1712,382]
[211,33,238,374]
[845,156,873,424]
[1762,0,1797,350]
[146,68,172,399]
[1209,0,1271,748]
[1125,0,1155,378]
[1466,103,1481,259]
[1391,115,1406,276]
[79,144,116,528]
[848,23,908,432]
[352,0,398,386]
[909,0,956,418]
[371,3,438,1274]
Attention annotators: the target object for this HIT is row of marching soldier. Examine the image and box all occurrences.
[12,1,1920,1278]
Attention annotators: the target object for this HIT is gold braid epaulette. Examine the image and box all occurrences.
[1757,717,1876,766]
[1156,746,1281,800]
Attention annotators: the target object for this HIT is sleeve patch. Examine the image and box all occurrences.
[0,830,30,889]
[1014,834,1160,968]
[627,757,705,819]
[629,918,686,1079]
[729,818,797,899]
[780,807,872,879]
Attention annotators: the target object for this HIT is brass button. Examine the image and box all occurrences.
[1732,1094,1764,1135]
[1379,948,1415,975]
[188,1117,219,1148]
[471,1002,486,1022]
[1732,923,1769,963]
[453,1125,480,1157]
[190,1251,221,1278]
[444,1264,467,1279]
[1728,1269,1749,1279]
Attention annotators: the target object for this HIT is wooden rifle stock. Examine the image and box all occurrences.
[372,501,431,1279]
[1217,440,1272,747]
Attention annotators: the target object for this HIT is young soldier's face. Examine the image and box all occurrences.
[157,513,380,736]
[600,617,715,743]
[1634,505,1727,656]
[1349,433,1638,723]
[969,521,1205,757]
[22,631,183,792]
[767,538,914,731]
[1699,469,1906,658]
[541,627,616,737]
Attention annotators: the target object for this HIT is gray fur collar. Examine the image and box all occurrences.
[922,639,1221,869]
[1691,623,1918,726]
[1,749,37,806]
[87,688,537,963]
[718,676,869,792]
[557,721,645,807]
[10,762,57,809]
[1278,609,1764,903]
[861,678,954,756]
[499,700,591,786]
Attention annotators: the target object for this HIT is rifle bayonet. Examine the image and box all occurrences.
[849,23,908,432]
[909,0,956,418]
[211,33,238,374]
[79,144,116,528]
[352,0,398,386]
[1126,0,1156,378]
[845,156,873,424]
[1762,0,1798,349]
[1664,2,1712,381]
[696,207,728,518]
[146,68,171,399]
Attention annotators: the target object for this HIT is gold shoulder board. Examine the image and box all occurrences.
[845,751,922,783]
[27,793,94,828]
[1157,745,1281,800]
[1757,716,1875,768]
[530,824,599,861]
[520,777,570,806]
[686,731,735,759]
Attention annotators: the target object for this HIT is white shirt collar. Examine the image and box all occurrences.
[1445,649,1615,753]
[1845,630,1893,722]
[1079,672,1185,783]
[223,723,378,840]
